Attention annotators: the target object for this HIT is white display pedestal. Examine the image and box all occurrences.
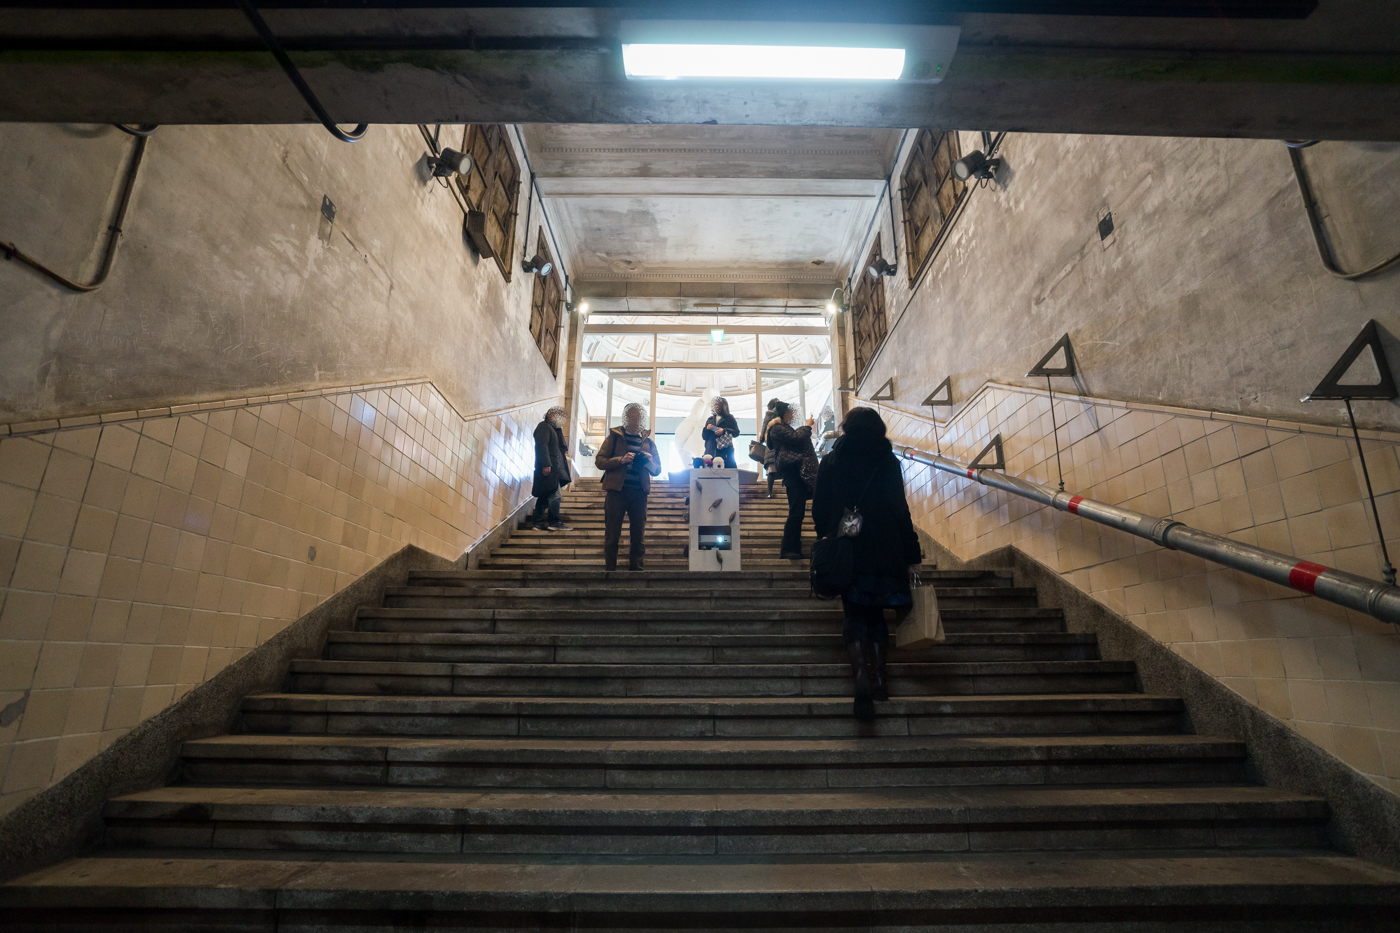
[689,468,742,572]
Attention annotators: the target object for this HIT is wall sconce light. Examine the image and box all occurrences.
[522,253,553,277]
[576,301,589,316]
[824,287,846,318]
[952,150,1001,183]
[427,148,471,179]
[867,257,896,279]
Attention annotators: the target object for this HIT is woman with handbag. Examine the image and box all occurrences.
[766,401,819,560]
[701,396,741,469]
[757,398,782,497]
[811,407,923,721]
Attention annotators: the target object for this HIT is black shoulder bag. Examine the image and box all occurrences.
[809,464,879,599]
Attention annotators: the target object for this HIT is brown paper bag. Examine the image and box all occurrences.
[895,583,944,649]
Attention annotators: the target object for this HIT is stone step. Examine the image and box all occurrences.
[382,586,1042,612]
[185,732,1238,789]
[324,632,1099,665]
[234,693,1187,742]
[283,659,1139,698]
[100,784,1330,856]
[351,607,1067,637]
[9,850,1398,932]
[404,567,969,588]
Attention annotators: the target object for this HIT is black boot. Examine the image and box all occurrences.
[846,642,875,722]
[871,642,889,702]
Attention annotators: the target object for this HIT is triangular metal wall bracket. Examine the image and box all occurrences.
[870,377,895,401]
[968,434,1005,472]
[837,373,859,393]
[1027,333,1077,378]
[1304,319,1397,401]
[922,376,953,407]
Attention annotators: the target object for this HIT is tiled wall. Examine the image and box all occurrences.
[0,380,552,816]
[875,384,1400,794]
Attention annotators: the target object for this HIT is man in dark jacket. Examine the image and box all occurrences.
[531,406,573,532]
[594,402,662,570]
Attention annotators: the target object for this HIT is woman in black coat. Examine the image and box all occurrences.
[766,400,819,559]
[700,396,741,468]
[812,407,923,721]
[530,406,572,531]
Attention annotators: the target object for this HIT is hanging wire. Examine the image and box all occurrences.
[235,0,368,143]
[1344,399,1397,585]
[1047,375,1065,491]
[1285,141,1400,281]
[1,131,149,292]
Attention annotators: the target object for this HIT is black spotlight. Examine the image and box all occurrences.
[952,150,1001,182]
[523,253,553,277]
[427,147,471,178]
[867,257,896,279]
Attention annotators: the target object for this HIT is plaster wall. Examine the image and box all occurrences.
[857,130,1400,793]
[863,133,1400,431]
[0,122,568,816]
[0,122,564,422]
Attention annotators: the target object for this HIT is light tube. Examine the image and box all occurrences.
[620,21,960,84]
[623,43,905,81]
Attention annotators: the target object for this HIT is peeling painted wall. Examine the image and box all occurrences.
[0,123,565,423]
[863,134,1400,433]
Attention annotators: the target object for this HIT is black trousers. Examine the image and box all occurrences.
[781,466,809,556]
[604,485,648,569]
[841,600,890,648]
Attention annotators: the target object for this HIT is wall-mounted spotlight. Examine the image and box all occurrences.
[867,257,897,279]
[522,253,553,277]
[427,148,472,179]
[952,150,1001,183]
[824,287,846,318]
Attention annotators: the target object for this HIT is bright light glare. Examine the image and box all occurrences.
[623,44,905,80]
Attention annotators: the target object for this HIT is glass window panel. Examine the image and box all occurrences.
[758,334,830,365]
[656,333,757,364]
[583,333,654,364]
[586,314,825,327]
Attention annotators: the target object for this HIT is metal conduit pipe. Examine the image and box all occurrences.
[892,443,1400,627]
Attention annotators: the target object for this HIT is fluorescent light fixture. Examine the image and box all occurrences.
[621,21,959,83]
[711,328,725,343]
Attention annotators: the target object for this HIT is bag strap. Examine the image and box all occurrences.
[850,461,880,511]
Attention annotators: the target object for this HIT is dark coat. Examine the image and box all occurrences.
[767,420,819,493]
[812,436,923,583]
[595,427,663,493]
[702,413,740,456]
[532,420,571,499]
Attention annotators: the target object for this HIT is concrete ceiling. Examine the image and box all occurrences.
[2,2,1398,139]
[525,125,900,285]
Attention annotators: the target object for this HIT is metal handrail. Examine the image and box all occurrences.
[892,443,1400,627]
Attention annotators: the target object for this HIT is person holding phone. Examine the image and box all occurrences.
[701,395,741,469]
[766,400,819,560]
[595,402,662,571]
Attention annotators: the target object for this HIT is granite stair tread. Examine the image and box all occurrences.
[7,852,1399,917]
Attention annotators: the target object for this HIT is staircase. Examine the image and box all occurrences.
[4,479,1398,929]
